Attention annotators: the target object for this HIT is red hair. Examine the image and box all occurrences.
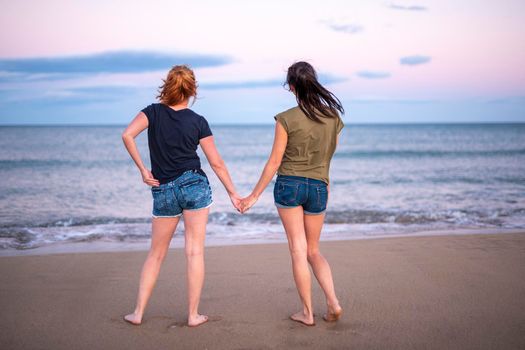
[157,65,197,105]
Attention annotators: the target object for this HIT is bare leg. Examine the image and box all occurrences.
[304,213,342,322]
[278,207,315,326]
[124,217,180,325]
[183,207,209,327]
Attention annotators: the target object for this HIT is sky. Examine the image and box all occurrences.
[0,0,524,125]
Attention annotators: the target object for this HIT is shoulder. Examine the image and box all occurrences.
[184,109,209,124]
[274,106,302,130]
[141,103,165,114]
[142,103,163,110]
[275,106,301,120]
[186,108,205,119]
[185,109,213,137]
[140,103,163,122]
[335,115,345,133]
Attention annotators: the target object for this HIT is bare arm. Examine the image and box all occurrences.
[328,135,339,194]
[328,133,342,194]
[121,112,159,187]
[241,122,288,212]
[199,135,241,210]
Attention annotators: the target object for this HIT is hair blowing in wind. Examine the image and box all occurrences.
[286,61,345,123]
[157,65,197,106]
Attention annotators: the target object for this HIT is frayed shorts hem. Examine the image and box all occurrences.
[183,201,214,212]
[152,213,183,218]
[152,201,213,218]
[274,202,326,215]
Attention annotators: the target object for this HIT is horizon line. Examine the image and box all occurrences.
[1,121,525,127]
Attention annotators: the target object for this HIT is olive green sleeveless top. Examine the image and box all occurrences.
[275,106,344,184]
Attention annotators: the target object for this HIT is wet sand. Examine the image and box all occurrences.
[1,232,524,349]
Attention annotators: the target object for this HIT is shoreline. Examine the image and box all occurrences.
[1,231,524,349]
[1,227,524,257]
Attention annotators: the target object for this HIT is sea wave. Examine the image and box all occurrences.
[2,148,524,169]
[1,208,524,250]
[2,208,524,229]
[334,149,525,159]
[0,159,131,169]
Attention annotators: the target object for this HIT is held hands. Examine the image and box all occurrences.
[229,192,257,214]
[239,194,258,214]
[139,169,253,214]
[141,168,160,187]
[229,193,242,213]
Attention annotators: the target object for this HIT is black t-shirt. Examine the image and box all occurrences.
[141,103,212,184]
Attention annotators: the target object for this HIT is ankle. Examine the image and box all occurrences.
[303,307,313,317]
[133,309,144,317]
[327,299,340,308]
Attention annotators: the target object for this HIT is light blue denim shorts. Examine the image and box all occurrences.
[151,170,213,218]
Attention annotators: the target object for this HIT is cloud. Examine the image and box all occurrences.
[0,71,87,83]
[400,55,432,65]
[349,97,435,104]
[0,50,232,75]
[486,96,525,104]
[321,20,364,34]
[356,71,391,79]
[200,73,347,90]
[66,86,143,102]
[388,3,427,11]
[0,85,143,105]
[319,73,348,85]
[200,80,281,90]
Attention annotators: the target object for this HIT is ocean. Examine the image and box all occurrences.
[1,124,524,254]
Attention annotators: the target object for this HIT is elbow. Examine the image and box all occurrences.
[121,132,132,142]
[267,159,281,171]
[210,159,226,172]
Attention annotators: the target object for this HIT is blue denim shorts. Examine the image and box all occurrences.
[151,170,213,218]
[273,175,328,215]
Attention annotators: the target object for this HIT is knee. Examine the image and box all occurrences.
[289,244,307,259]
[148,250,167,263]
[307,249,321,262]
[185,246,204,259]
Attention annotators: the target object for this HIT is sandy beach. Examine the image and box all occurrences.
[1,232,524,350]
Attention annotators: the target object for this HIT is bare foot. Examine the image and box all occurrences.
[290,311,315,326]
[188,314,208,327]
[323,304,343,322]
[123,312,142,325]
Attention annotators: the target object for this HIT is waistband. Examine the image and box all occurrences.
[276,174,327,185]
[158,169,207,188]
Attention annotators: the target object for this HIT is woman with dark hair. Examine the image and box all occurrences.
[122,65,240,327]
[241,61,344,326]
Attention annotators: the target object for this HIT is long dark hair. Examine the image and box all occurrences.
[285,61,344,123]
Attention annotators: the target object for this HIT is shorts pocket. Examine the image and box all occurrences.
[152,187,168,211]
[316,185,328,210]
[179,177,211,209]
[275,181,299,206]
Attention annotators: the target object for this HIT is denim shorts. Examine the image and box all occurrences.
[151,170,213,218]
[273,175,328,215]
